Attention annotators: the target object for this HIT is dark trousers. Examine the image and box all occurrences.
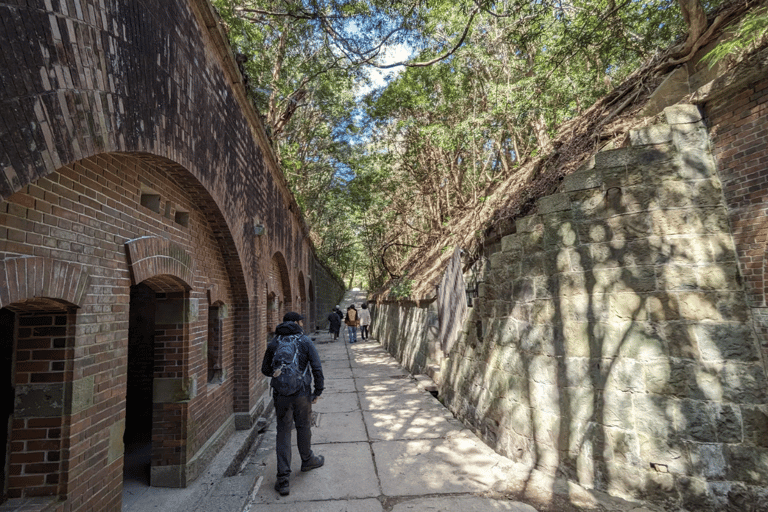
[361,325,369,339]
[274,392,313,480]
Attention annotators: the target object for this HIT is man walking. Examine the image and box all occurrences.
[261,312,325,496]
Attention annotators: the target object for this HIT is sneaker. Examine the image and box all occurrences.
[274,479,289,496]
[301,454,325,472]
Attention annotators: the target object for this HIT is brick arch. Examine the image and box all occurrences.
[0,256,91,309]
[125,237,195,290]
[308,279,315,328]
[298,271,307,318]
[270,252,292,319]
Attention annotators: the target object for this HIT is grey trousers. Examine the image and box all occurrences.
[274,392,313,480]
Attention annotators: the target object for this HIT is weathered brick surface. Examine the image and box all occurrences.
[373,102,768,510]
[0,0,341,510]
[707,72,768,365]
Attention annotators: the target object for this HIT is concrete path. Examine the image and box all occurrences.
[126,289,658,512]
[239,324,538,511]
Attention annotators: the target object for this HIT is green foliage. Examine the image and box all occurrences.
[212,0,723,293]
[703,6,768,67]
[389,273,414,299]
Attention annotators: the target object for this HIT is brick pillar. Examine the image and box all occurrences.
[150,292,193,488]
[8,308,74,500]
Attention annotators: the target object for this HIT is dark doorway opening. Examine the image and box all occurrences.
[124,283,156,491]
[0,308,14,505]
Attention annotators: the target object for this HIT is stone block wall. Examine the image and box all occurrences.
[372,104,768,511]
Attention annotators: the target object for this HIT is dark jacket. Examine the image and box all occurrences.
[327,312,341,330]
[261,321,324,397]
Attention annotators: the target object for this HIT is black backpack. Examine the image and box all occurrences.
[271,334,309,396]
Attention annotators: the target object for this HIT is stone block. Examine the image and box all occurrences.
[602,388,635,430]
[537,193,571,214]
[713,403,743,444]
[595,145,674,169]
[678,149,718,179]
[742,405,768,448]
[15,383,64,417]
[570,189,605,219]
[531,299,554,325]
[640,66,689,117]
[71,375,94,414]
[607,293,646,322]
[691,178,724,208]
[532,275,556,300]
[694,323,759,361]
[516,215,541,233]
[543,219,578,248]
[643,359,690,397]
[519,323,556,356]
[638,431,689,474]
[108,419,125,464]
[678,399,716,442]
[688,442,727,479]
[664,104,704,125]
[697,264,740,291]
[630,124,673,146]
[563,169,601,192]
[606,358,643,393]
[647,293,681,322]
[724,445,768,484]
[657,264,698,291]
[606,212,653,241]
[501,233,522,252]
[634,395,676,439]
[558,271,587,296]
[606,426,642,467]
[658,179,694,208]
[636,469,680,505]
[721,363,768,404]
[153,377,198,403]
[561,324,591,359]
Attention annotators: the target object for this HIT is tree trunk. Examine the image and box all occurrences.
[677,0,709,55]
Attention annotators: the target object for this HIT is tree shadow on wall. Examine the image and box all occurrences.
[452,173,768,511]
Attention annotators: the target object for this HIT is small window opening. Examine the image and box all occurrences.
[175,211,189,227]
[140,193,161,213]
[208,305,223,384]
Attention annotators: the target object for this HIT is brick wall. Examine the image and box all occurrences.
[0,0,343,509]
[705,67,768,368]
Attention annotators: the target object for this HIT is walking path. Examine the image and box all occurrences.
[239,290,536,511]
[126,290,657,512]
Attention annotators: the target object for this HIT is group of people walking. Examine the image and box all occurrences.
[327,302,371,343]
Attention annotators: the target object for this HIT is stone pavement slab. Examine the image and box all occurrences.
[389,496,538,511]
[362,409,467,441]
[254,441,380,503]
[312,390,359,413]
[372,435,519,496]
[322,377,356,393]
[312,411,368,443]
[247,498,383,512]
